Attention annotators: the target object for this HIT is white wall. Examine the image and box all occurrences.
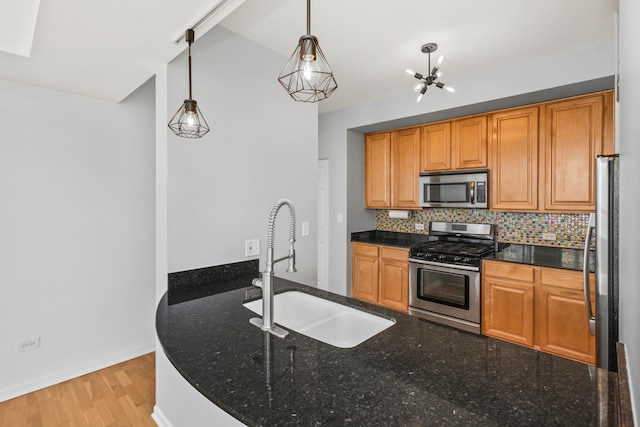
[617,0,640,421]
[166,26,318,286]
[318,40,615,297]
[0,78,156,401]
[156,26,318,425]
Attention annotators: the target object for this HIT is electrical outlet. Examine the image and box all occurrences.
[302,222,310,237]
[542,232,557,241]
[245,239,260,257]
[17,336,40,353]
[415,223,425,231]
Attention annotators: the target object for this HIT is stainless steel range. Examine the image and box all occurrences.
[408,221,497,334]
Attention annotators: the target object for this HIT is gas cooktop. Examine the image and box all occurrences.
[408,221,497,268]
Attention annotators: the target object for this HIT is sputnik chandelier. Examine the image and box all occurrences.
[405,43,455,102]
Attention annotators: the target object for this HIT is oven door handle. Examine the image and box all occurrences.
[409,259,480,272]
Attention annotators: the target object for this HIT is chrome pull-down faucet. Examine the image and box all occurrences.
[249,199,296,338]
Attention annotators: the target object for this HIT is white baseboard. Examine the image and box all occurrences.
[151,405,174,427]
[0,342,156,402]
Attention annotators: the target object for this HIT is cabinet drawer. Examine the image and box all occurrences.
[380,246,408,261]
[352,243,379,257]
[540,267,595,292]
[483,261,535,282]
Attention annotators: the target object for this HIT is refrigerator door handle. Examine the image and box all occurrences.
[583,213,596,336]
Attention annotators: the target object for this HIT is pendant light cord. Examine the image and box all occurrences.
[188,42,193,100]
[186,28,195,101]
[306,0,311,35]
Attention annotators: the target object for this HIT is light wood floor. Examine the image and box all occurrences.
[0,352,156,427]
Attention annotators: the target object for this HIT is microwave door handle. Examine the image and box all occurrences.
[469,181,475,204]
[583,213,596,335]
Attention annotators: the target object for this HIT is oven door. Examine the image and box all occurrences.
[409,260,480,330]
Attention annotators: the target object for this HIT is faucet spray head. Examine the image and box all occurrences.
[286,243,297,273]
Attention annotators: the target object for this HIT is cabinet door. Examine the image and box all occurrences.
[538,285,596,365]
[490,107,539,211]
[452,115,487,169]
[351,243,379,303]
[538,268,596,364]
[365,133,391,208]
[391,127,421,208]
[541,94,604,211]
[378,247,409,312]
[420,122,451,171]
[482,276,535,348]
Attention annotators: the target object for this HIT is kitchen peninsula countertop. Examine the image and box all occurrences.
[156,273,618,426]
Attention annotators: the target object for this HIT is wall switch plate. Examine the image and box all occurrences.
[302,221,310,237]
[17,336,40,353]
[542,232,557,241]
[415,223,425,231]
[245,239,260,257]
[337,213,343,223]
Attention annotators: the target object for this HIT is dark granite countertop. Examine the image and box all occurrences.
[351,231,594,273]
[351,230,430,248]
[485,243,595,272]
[156,270,618,426]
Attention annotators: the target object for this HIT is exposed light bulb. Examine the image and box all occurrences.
[437,55,444,66]
[405,68,415,76]
[416,93,423,103]
[436,71,443,78]
[413,82,425,92]
[301,54,320,86]
[182,111,197,131]
[445,87,456,93]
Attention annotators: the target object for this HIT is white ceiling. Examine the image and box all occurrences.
[0,0,616,113]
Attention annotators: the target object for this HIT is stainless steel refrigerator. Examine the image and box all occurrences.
[584,155,619,371]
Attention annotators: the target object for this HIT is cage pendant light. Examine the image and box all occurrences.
[168,29,210,139]
[277,0,337,103]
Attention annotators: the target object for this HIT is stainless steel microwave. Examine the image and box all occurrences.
[419,170,488,208]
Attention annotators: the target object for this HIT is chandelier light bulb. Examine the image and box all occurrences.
[407,42,455,102]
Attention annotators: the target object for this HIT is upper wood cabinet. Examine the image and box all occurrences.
[541,93,608,212]
[365,90,614,213]
[365,127,421,209]
[490,91,614,212]
[490,106,540,211]
[452,115,488,169]
[365,132,392,208]
[421,121,451,171]
[391,127,421,208]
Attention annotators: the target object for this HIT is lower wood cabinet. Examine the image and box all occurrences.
[482,260,595,365]
[352,242,409,312]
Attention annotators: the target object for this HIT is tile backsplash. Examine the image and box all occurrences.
[376,209,590,249]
